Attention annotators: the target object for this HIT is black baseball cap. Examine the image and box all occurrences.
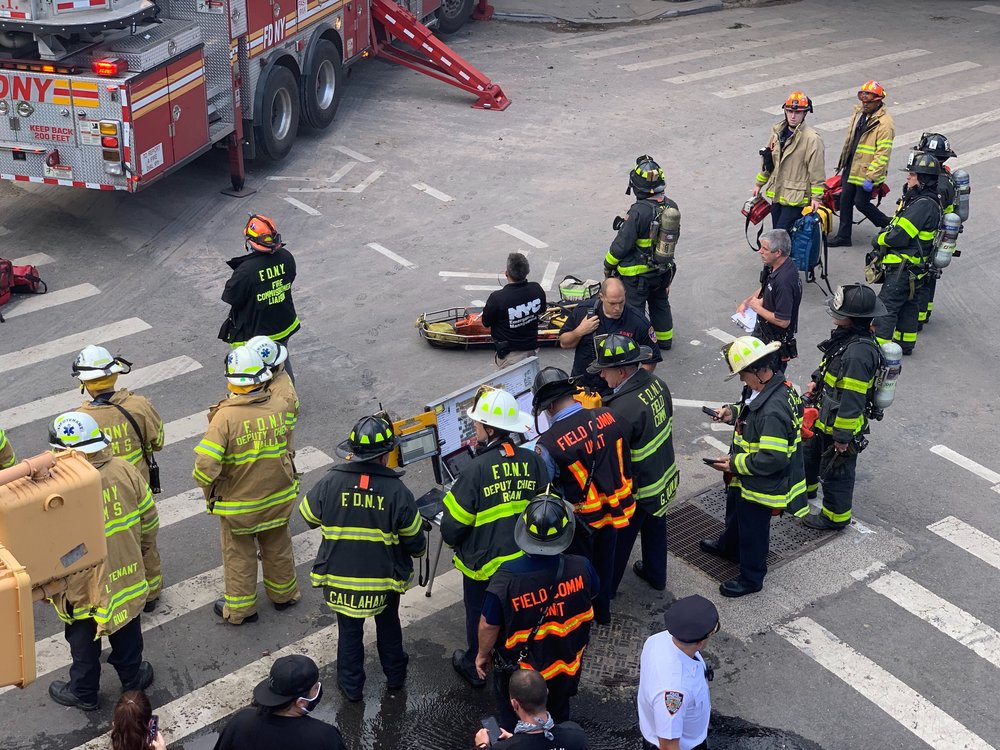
[253,655,320,707]
[662,595,720,643]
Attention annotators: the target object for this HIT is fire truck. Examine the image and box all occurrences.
[0,0,507,192]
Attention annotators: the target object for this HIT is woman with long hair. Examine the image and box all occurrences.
[111,691,166,750]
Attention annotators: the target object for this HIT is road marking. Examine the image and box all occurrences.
[715,48,931,99]
[412,182,454,202]
[666,38,874,85]
[897,108,1000,146]
[700,435,730,453]
[280,196,321,216]
[73,568,464,750]
[162,412,210,447]
[439,271,503,279]
[495,224,549,248]
[0,318,150,375]
[868,570,1000,670]
[705,327,735,343]
[470,299,485,306]
[539,261,559,292]
[267,163,356,183]
[367,242,416,270]
[929,444,1000,492]
[777,617,996,750]
[674,398,718,408]
[11,252,55,266]
[0,356,202,430]
[1,283,100,319]
[463,284,502,291]
[537,12,740,49]
[762,62,981,115]
[973,4,1000,14]
[850,561,887,581]
[289,169,384,194]
[815,77,1000,132]
[956,142,1000,169]
[618,23,818,70]
[333,145,374,162]
[928,516,1000,571]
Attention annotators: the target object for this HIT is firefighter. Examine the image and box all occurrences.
[74,344,164,612]
[828,80,895,247]
[532,367,633,624]
[702,337,803,597]
[0,426,16,469]
[46,412,156,711]
[247,335,299,456]
[441,388,548,688]
[194,345,300,626]
[298,414,426,701]
[909,133,958,329]
[604,155,678,351]
[870,153,943,355]
[475,492,598,731]
[802,284,885,531]
[752,91,826,233]
[219,214,300,382]
[592,334,678,594]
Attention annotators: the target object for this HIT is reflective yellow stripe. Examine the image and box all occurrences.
[320,526,402,544]
[838,376,872,395]
[211,482,298,516]
[895,216,918,238]
[616,263,654,276]
[230,516,290,535]
[758,435,789,452]
[822,506,852,523]
[263,575,297,594]
[309,571,413,592]
[194,439,224,459]
[453,549,524,581]
[604,252,620,267]
[833,414,864,432]
[472,499,530,527]
[442,490,475,526]
[298,495,321,525]
[631,418,673,461]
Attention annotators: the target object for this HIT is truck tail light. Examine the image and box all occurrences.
[45,150,60,168]
[92,58,127,77]
[100,136,119,148]
[99,120,124,175]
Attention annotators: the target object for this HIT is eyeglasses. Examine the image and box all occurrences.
[857,92,881,103]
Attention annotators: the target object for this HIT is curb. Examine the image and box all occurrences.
[492,0,724,26]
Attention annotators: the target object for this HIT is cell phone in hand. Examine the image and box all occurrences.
[701,406,718,418]
[702,457,722,465]
[481,716,501,745]
[148,715,159,744]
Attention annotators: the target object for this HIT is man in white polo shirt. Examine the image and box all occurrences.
[637,595,719,750]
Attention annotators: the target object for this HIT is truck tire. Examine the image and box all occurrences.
[256,65,300,160]
[436,0,472,34]
[301,40,343,130]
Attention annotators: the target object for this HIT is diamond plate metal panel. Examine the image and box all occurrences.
[108,20,201,71]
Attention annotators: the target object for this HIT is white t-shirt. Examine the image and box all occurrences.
[637,631,710,749]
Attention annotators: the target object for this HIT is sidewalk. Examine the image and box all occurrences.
[488,0,727,25]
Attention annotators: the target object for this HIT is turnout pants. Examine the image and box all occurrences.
[460,576,490,670]
[834,179,889,241]
[336,593,407,696]
[219,518,300,624]
[770,203,804,233]
[621,270,674,349]
[64,615,143,703]
[917,271,938,325]
[611,506,667,594]
[141,526,162,602]
[567,523,617,623]
[874,263,924,353]
[716,486,772,589]
[803,433,857,527]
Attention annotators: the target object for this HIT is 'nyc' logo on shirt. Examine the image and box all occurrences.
[508,299,542,322]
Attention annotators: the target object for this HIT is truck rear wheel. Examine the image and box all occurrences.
[436,0,472,34]
[302,40,343,130]
[256,65,300,160]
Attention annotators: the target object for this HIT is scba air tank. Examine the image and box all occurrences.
[872,341,902,412]
[953,169,970,222]
[653,206,681,266]
[933,212,962,269]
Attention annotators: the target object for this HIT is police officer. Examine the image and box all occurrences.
[442,388,548,688]
[476,492,598,731]
[591,334,678,595]
[637,595,719,750]
[604,155,678,351]
[219,215,300,382]
[74,344,165,612]
[46,412,156,711]
[0,426,16,469]
[247,335,299,456]
[802,284,885,531]
[559,277,661,398]
[702,337,804,597]
[194,346,300,626]
[298,414,426,701]
[870,153,943,355]
[532,368,633,623]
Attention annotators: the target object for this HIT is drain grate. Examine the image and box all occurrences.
[668,485,839,583]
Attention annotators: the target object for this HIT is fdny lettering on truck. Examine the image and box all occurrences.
[261,17,286,49]
[0,74,52,102]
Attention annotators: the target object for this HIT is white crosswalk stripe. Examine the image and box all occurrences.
[1,283,100,319]
[761,61,981,115]
[929,516,1000,570]
[162,412,209,447]
[896,108,1000,146]
[11,252,56,267]
[0,356,202,429]
[0,318,151,375]
[714,48,931,98]
[618,25,828,71]
[955,142,1000,168]
[665,38,876,85]
[972,4,1000,15]
[538,11,737,49]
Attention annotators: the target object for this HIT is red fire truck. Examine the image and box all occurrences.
[0,0,507,192]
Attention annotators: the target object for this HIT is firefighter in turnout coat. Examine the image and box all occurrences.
[299,414,426,701]
[247,335,299,456]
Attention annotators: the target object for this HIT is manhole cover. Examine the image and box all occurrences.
[667,485,839,583]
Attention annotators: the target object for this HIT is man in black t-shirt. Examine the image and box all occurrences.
[482,253,548,369]
[214,655,346,750]
[736,229,801,361]
[558,277,661,396]
[473,669,590,750]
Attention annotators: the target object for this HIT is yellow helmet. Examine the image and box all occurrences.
[721,336,781,381]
